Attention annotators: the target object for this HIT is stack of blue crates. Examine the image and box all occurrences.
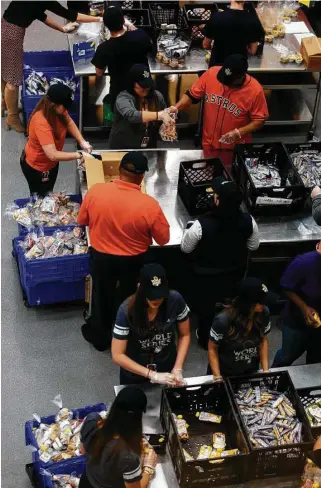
[12,195,89,307]
[25,403,107,486]
[22,51,80,125]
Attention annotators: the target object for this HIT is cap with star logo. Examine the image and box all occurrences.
[236,277,278,307]
[217,54,249,86]
[128,64,155,90]
[139,263,169,300]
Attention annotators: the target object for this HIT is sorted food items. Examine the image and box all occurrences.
[183,448,194,461]
[21,227,88,260]
[156,29,190,68]
[25,71,78,96]
[235,386,303,448]
[198,412,222,424]
[280,52,303,64]
[245,158,290,188]
[212,432,226,450]
[289,150,321,188]
[7,193,81,229]
[32,396,107,463]
[173,414,189,440]
[159,108,177,142]
[197,444,213,460]
[51,473,80,487]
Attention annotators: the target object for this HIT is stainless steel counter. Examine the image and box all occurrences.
[114,364,321,488]
[78,149,321,246]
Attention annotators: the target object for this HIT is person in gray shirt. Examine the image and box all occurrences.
[108,64,174,149]
[312,186,321,226]
[80,387,157,488]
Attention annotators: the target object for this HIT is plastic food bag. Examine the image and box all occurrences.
[159,109,177,142]
[22,227,88,260]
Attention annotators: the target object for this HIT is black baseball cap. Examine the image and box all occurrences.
[115,387,147,414]
[217,54,248,86]
[129,64,154,90]
[103,5,124,31]
[47,83,74,110]
[212,176,242,207]
[237,278,278,306]
[139,263,169,300]
[120,152,149,175]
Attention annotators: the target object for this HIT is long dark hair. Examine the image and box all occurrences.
[226,297,263,339]
[27,96,68,139]
[128,285,168,337]
[90,395,143,463]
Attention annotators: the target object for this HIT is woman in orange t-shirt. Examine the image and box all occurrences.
[21,83,92,197]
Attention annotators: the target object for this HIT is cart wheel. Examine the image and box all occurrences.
[23,299,30,308]
[83,310,90,321]
[12,250,16,258]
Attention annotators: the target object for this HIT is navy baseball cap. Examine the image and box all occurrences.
[120,152,149,175]
[237,278,278,306]
[115,387,147,414]
[129,64,154,90]
[217,54,248,85]
[47,83,74,110]
[212,176,243,207]
[140,263,169,300]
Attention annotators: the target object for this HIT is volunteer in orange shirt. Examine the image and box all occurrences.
[175,55,268,165]
[21,83,92,197]
[77,152,170,352]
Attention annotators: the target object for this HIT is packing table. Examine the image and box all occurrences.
[114,363,321,488]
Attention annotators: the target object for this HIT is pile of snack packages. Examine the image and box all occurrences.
[49,473,80,488]
[7,193,80,230]
[31,395,107,465]
[257,0,302,64]
[302,393,321,429]
[301,457,321,488]
[289,149,321,188]
[20,227,88,260]
[245,158,291,188]
[235,386,303,448]
[25,72,78,96]
[156,27,190,68]
[159,108,177,143]
[173,411,240,463]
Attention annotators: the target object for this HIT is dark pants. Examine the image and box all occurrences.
[272,322,321,367]
[79,472,93,488]
[20,150,59,197]
[84,247,149,349]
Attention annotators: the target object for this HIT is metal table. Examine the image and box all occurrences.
[114,364,321,488]
[78,149,321,248]
[67,13,321,140]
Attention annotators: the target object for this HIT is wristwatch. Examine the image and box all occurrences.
[143,466,155,476]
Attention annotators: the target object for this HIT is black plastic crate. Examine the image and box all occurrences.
[232,143,306,215]
[178,157,231,215]
[123,8,152,27]
[297,386,321,439]
[227,371,314,480]
[285,142,321,189]
[148,1,188,38]
[160,383,250,487]
[183,3,217,24]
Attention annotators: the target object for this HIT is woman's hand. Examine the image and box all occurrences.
[311,186,321,198]
[150,371,176,386]
[80,140,93,154]
[63,22,79,33]
[172,368,185,386]
[213,375,223,383]
[143,447,157,470]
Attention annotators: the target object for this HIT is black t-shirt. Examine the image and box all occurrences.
[91,30,152,105]
[3,1,77,28]
[81,412,142,488]
[209,307,271,376]
[203,9,264,66]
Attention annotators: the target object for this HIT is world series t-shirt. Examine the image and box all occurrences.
[209,307,271,376]
[113,290,190,368]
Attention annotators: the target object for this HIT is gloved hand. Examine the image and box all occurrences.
[311,186,321,198]
[143,446,157,470]
[80,140,93,154]
[158,110,175,125]
[172,368,186,386]
[150,371,176,386]
[168,106,178,115]
[63,22,79,33]
[219,128,242,144]
[213,375,223,383]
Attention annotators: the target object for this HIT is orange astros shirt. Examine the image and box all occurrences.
[25,110,71,172]
[77,180,170,256]
[189,67,269,150]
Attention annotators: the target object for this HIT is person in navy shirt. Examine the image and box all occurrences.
[272,241,321,367]
[112,263,191,386]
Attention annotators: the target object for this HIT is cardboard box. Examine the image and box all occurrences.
[301,36,321,71]
[85,152,146,192]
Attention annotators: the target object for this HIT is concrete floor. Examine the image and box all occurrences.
[1,3,320,488]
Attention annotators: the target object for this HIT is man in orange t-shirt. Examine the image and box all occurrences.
[175,55,268,166]
[78,152,170,351]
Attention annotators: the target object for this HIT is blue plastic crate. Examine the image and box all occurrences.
[14,195,82,236]
[13,234,89,306]
[24,107,80,126]
[25,403,106,474]
[40,458,85,488]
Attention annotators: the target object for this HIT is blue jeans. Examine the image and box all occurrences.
[272,323,321,367]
